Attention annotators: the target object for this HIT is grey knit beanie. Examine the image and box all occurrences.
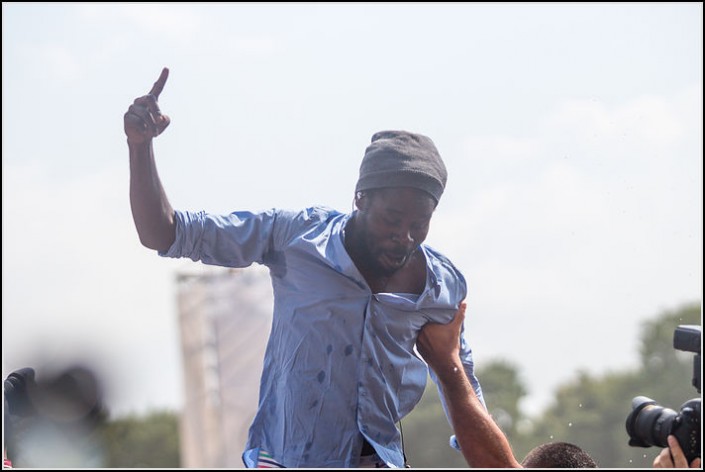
[355,130,447,203]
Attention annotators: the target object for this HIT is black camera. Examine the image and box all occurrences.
[625,325,701,464]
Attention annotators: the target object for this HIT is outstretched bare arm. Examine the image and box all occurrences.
[417,302,522,468]
[124,67,176,252]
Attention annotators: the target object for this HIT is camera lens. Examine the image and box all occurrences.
[626,396,678,448]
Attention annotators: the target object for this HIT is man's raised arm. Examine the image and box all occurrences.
[124,67,176,252]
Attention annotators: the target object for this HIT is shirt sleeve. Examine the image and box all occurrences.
[458,326,485,406]
[158,208,281,268]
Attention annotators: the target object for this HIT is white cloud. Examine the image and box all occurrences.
[75,4,281,56]
[223,35,282,56]
[430,88,702,415]
[77,4,202,42]
[41,44,83,81]
[2,162,190,415]
[540,94,689,160]
[461,134,542,166]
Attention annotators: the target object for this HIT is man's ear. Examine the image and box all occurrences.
[355,191,367,211]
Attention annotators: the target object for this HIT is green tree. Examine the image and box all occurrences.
[402,378,468,468]
[99,409,181,468]
[521,370,644,467]
[403,301,700,468]
[635,303,700,407]
[517,302,701,468]
[477,358,527,440]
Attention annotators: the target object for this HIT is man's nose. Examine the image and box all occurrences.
[392,228,414,247]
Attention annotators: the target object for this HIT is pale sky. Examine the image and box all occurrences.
[2,3,702,419]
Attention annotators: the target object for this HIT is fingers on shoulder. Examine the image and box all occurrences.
[454,301,467,322]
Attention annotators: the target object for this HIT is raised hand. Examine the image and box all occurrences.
[124,67,171,144]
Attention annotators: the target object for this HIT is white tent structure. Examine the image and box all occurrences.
[176,266,273,468]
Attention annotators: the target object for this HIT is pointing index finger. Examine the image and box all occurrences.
[148,67,169,100]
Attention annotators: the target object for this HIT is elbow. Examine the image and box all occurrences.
[138,234,172,253]
[136,224,175,253]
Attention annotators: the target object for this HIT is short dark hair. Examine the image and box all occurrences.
[521,442,598,468]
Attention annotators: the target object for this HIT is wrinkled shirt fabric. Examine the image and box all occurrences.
[160,206,484,468]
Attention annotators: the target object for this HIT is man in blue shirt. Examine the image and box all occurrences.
[124,67,484,468]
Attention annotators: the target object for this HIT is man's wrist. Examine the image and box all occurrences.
[127,137,150,146]
[127,137,154,155]
[434,359,467,388]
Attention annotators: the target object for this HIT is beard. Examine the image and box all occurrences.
[352,218,413,278]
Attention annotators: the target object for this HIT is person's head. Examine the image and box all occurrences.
[351,131,447,276]
[521,442,598,468]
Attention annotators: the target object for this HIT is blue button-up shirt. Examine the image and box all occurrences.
[160,206,484,468]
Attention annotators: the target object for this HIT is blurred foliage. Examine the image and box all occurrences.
[401,380,468,467]
[404,301,701,468]
[520,301,701,468]
[476,358,528,439]
[99,409,180,468]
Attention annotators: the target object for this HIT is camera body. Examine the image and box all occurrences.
[625,325,701,464]
[626,396,700,462]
